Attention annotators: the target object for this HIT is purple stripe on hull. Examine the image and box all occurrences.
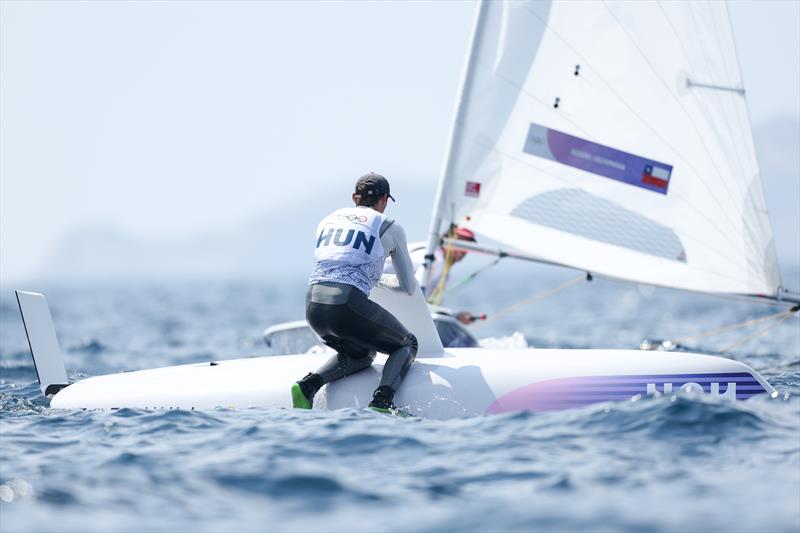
[485,373,767,414]
[544,376,758,385]
[562,372,754,380]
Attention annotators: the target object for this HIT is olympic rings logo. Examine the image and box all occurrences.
[338,214,368,223]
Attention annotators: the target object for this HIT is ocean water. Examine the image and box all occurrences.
[1,270,799,532]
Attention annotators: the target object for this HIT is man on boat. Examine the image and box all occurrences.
[291,172,419,413]
[417,225,476,302]
[385,225,478,323]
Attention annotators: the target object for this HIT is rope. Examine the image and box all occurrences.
[439,255,504,297]
[669,308,794,344]
[473,274,585,328]
[719,312,796,353]
[427,227,460,305]
[664,304,799,353]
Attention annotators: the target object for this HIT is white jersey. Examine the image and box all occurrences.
[313,207,386,264]
[310,207,388,295]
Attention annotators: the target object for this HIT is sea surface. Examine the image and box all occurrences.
[1,269,799,532]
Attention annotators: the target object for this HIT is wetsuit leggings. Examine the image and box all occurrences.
[305,282,418,392]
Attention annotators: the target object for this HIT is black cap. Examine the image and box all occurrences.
[355,172,395,202]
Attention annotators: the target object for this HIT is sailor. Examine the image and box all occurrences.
[291,172,419,413]
[416,225,476,299]
[385,225,478,324]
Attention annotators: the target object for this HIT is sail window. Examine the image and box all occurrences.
[510,189,687,262]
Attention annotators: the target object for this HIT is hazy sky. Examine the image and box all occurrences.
[1,0,799,283]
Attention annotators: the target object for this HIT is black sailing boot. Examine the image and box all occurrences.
[368,385,397,413]
[291,373,323,409]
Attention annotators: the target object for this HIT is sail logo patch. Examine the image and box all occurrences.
[523,123,674,195]
[465,181,481,197]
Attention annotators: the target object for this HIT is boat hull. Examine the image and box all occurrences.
[50,348,774,418]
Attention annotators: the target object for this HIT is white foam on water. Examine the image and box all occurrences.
[478,332,529,349]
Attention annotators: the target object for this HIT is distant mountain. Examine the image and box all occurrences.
[40,181,437,282]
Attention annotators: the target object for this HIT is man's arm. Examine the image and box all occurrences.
[381,223,417,295]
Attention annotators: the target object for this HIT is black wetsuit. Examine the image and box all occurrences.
[299,282,418,409]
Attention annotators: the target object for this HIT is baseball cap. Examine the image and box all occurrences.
[355,172,395,202]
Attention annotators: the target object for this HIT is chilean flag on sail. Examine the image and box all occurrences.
[642,165,671,190]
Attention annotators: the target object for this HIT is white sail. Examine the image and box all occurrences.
[427,0,780,297]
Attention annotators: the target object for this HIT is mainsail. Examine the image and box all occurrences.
[425,0,781,298]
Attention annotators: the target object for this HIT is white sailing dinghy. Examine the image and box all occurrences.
[18,1,796,418]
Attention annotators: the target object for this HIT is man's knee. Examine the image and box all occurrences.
[404,333,418,359]
[341,351,376,365]
[338,350,375,371]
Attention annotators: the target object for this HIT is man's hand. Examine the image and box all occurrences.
[457,311,485,325]
[378,274,405,293]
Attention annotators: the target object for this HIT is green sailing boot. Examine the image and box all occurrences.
[291,373,321,409]
[291,383,312,409]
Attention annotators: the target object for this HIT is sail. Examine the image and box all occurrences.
[427,0,780,297]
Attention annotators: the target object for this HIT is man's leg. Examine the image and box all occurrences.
[369,333,418,410]
[314,338,376,384]
[342,292,419,410]
[293,301,376,409]
[293,286,419,411]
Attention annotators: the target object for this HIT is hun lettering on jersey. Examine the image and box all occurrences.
[316,228,376,255]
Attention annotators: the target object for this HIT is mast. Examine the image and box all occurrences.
[422,0,489,286]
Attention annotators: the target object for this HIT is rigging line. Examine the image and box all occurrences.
[646,6,760,243]
[520,4,746,241]
[473,273,585,328]
[705,3,758,179]
[427,226,458,306]
[724,0,770,184]
[439,255,504,297]
[601,1,746,226]
[691,290,791,308]
[719,311,796,353]
[691,44,751,209]
[723,1,782,275]
[689,4,760,218]
[669,308,794,344]
[467,135,750,276]
[675,1,751,202]
[688,90,766,267]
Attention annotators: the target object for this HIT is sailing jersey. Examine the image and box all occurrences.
[310,206,416,295]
